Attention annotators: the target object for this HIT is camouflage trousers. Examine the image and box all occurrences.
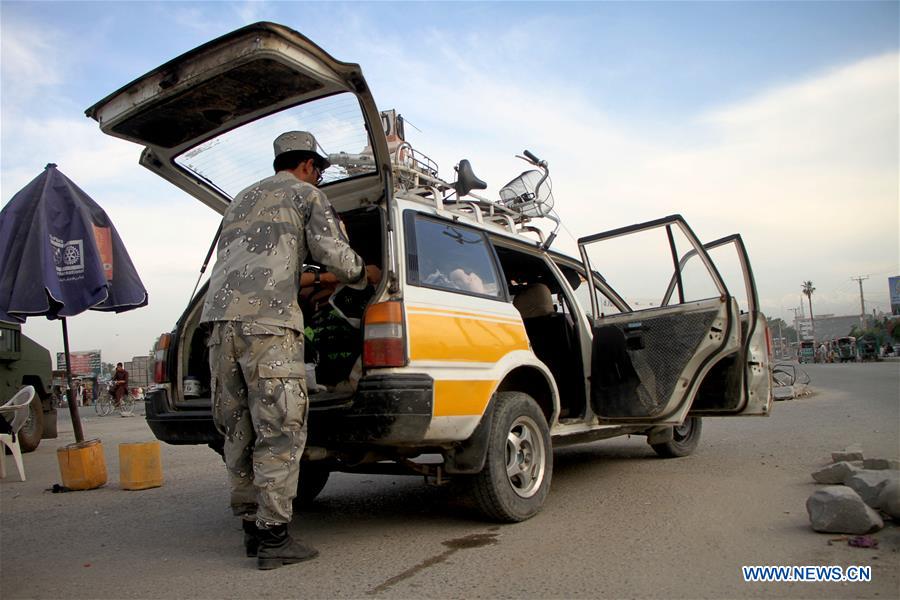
[207,320,309,525]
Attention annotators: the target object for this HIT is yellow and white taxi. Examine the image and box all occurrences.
[87,22,773,522]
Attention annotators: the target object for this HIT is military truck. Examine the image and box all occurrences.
[0,322,58,452]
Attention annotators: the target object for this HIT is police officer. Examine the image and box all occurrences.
[201,131,378,569]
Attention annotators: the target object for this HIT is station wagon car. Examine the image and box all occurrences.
[86,22,773,522]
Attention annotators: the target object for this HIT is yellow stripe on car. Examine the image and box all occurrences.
[407,310,529,362]
[433,380,497,416]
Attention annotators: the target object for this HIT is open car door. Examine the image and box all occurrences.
[578,215,741,425]
[664,235,773,416]
[85,22,390,215]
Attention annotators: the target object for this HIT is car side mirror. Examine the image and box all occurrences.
[453,159,487,197]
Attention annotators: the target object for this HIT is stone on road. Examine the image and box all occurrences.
[877,480,900,519]
[811,461,860,484]
[844,470,900,508]
[806,486,884,534]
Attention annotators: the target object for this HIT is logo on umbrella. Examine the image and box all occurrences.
[50,235,85,278]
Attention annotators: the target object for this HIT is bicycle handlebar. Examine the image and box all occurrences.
[523,150,541,164]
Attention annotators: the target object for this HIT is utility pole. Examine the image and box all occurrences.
[852,275,869,331]
[777,319,784,358]
[790,307,803,361]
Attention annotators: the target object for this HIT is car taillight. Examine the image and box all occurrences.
[363,301,406,368]
[154,333,172,383]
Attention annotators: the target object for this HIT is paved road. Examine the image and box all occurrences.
[2,362,898,598]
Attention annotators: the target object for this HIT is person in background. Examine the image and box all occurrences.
[113,363,129,406]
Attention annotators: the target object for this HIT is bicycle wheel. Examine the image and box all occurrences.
[100,394,114,416]
[119,394,135,416]
[94,393,110,417]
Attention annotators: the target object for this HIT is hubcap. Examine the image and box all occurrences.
[673,418,693,442]
[505,415,546,498]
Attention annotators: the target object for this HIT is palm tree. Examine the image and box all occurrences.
[802,280,816,345]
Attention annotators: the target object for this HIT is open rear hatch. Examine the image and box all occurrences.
[87,22,392,413]
[85,21,390,213]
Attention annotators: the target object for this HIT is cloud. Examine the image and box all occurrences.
[232,0,267,24]
[369,37,898,320]
[0,19,64,103]
[5,12,898,361]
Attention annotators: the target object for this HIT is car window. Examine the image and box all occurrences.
[580,223,720,310]
[571,274,622,319]
[697,244,751,314]
[174,92,375,199]
[406,215,501,299]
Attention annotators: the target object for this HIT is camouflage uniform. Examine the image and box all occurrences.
[201,171,365,525]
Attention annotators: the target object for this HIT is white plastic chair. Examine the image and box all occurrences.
[0,385,36,482]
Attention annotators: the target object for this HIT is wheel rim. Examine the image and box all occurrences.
[505,415,546,499]
[673,418,693,442]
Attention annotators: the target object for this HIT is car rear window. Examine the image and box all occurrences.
[174,92,376,198]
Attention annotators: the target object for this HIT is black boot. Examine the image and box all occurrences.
[256,524,319,570]
[242,520,260,558]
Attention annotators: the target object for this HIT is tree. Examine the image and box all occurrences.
[768,318,798,343]
[802,280,816,344]
[100,361,115,379]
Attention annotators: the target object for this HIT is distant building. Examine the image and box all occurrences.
[125,356,151,388]
[794,315,861,342]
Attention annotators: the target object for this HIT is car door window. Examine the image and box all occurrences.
[405,214,502,299]
[578,217,735,424]
[580,222,722,311]
[570,273,622,319]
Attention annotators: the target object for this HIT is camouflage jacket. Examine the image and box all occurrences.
[200,171,365,331]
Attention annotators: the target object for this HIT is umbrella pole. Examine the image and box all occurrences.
[61,318,85,443]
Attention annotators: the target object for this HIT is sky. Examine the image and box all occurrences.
[1,0,898,363]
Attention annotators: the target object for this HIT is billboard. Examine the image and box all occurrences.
[57,350,102,376]
[890,276,900,316]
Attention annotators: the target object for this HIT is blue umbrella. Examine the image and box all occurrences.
[0,163,148,442]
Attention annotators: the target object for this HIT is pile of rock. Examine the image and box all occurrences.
[805,447,900,534]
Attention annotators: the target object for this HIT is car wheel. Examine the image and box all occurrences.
[470,391,552,523]
[649,416,702,458]
[293,462,331,509]
[17,396,44,453]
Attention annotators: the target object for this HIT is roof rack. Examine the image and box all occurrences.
[390,143,540,238]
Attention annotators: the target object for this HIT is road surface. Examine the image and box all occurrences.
[1,361,898,598]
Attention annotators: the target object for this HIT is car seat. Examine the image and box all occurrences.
[514,284,579,414]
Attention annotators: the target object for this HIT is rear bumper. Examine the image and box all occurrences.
[145,374,434,447]
[313,374,433,445]
[145,389,220,445]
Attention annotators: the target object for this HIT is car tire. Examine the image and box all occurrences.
[293,462,331,509]
[469,391,552,523]
[649,416,702,458]
[17,396,44,453]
